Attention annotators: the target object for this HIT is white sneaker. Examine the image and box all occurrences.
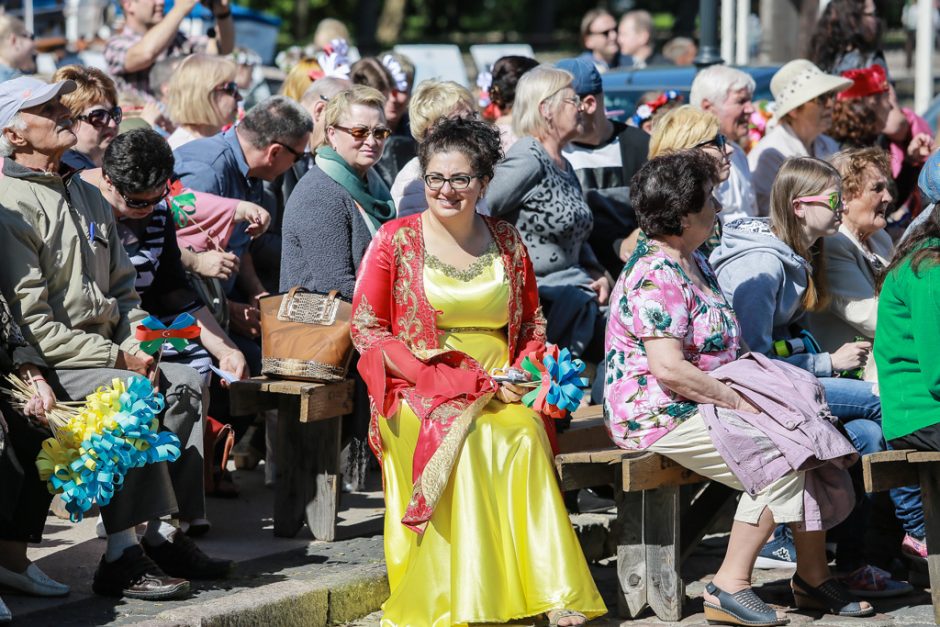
[0,563,69,597]
[0,596,10,623]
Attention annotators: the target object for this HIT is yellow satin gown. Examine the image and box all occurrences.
[378,247,607,626]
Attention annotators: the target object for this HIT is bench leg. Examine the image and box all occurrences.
[617,491,647,618]
[273,397,341,540]
[917,463,940,624]
[644,486,684,621]
[304,415,342,541]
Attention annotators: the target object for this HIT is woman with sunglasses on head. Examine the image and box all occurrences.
[353,116,605,627]
[487,65,610,383]
[646,105,734,257]
[166,54,242,150]
[749,60,852,215]
[711,157,912,598]
[53,65,123,171]
[280,85,395,492]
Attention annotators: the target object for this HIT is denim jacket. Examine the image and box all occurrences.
[700,352,858,531]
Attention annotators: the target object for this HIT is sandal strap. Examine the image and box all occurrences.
[548,608,587,625]
[792,573,863,613]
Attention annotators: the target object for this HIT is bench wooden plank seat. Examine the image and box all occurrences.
[862,449,940,624]
[556,406,733,621]
[230,377,355,540]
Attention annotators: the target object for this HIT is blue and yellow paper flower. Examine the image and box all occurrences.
[34,376,181,522]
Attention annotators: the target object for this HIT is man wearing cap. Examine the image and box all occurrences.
[0,14,37,82]
[558,57,649,280]
[105,0,234,101]
[748,59,853,214]
[0,76,233,601]
[691,65,760,220]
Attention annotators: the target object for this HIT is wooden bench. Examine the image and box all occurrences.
[863,449,940,623]
[229,376,355,540]
[557,406,735,621]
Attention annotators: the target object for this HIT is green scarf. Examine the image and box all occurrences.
[315,146,396,234]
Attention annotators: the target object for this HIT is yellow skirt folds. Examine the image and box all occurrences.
[377,257,606,626]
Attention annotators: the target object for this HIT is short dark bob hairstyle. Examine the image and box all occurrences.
[630,149,720,237]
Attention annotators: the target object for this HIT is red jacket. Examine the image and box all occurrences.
[351,213,548,532]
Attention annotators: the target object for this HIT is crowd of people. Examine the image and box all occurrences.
[1,0,940,625]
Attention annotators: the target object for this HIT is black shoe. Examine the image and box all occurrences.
[143,530,235,580]
[92,545,190,600]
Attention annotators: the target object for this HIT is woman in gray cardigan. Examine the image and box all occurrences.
[487,65,609,373]
[280,85,395,491]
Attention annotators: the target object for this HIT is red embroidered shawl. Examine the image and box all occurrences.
[351,213,550,532]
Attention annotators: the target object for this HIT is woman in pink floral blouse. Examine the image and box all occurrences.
[604,150,872,626]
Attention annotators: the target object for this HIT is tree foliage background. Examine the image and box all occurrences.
[243,0,901,55]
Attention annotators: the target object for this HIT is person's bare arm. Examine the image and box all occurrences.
[123,0,200,73]
[645,337,757,412]
[212,0,235,55]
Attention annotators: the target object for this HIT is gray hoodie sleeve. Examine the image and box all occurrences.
[718,252,833,377]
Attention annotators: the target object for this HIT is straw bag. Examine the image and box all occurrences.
[259,288,354,382]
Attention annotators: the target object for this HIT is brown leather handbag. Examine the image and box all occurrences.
[259,288,354,382]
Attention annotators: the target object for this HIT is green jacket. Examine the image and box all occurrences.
[0,158,147,369]
[874,239,940,441]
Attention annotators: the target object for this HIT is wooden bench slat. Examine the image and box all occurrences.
[907,452,940,464]
[862,450,919,493]
[622,453,707,492]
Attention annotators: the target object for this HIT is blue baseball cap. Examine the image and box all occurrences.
[555,57,603,96]
[0,76,76,130]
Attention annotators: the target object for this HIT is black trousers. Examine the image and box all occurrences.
[0,401,54,543]
[890,422,940,452]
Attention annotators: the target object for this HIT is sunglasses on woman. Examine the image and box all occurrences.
[796,191,843,213]
[76,106,123,129]
[695,133,727,152]
[214,81,241,98]
[424,173,480,191]
[120,185,170,209]
[332,125,393,141]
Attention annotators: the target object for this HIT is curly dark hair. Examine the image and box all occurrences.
[630,149,720,237]
[102,129,174,195]
[828,97,883,147]
[419,117,503,181]
[808,0,881,72]
[489,56,539,111]
[878,209,940,293]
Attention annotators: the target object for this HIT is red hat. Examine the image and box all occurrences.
[837,64,889,100]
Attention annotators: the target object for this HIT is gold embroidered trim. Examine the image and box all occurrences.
[415,393,493,510]
[424,241,499,282]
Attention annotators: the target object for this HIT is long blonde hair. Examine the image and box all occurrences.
[768,156,841,312]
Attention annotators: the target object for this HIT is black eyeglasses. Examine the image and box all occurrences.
[332,125,393,141]
[213,81,241,99]
[695,133,727,152]
[589,27,617,37]
[119,185,169,210]
[424,173,480,191]
[274,141,308,163]
[76,106,123,129]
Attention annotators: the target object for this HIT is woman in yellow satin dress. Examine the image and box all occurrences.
[351,116,606,626]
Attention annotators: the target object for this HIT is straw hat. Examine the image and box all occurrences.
[770,59,853,120]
